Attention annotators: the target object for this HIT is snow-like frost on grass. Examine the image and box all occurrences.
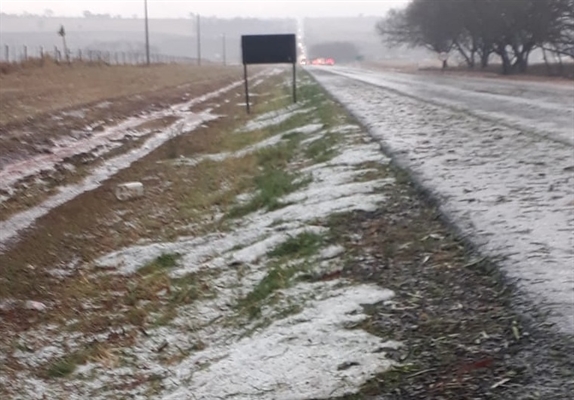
[239,104,314,132]
[320,245,346,260]
[330,124,362,134]
[283,122,325,135]
[3,89,401,400]
[167,121,326,169]
[328,143,390,166]
[164,284,398,400]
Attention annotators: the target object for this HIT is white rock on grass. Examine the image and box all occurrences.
[25,300,47,312]
[114,182,144,201]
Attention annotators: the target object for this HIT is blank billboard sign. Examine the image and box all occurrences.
[241,34,297,65]
[240,34,298,113]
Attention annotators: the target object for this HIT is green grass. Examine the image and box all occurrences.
[267,231,324,259]
[124,266,208,327]
[138,253,181,276]
[223,75,354,220]
[46,358,77,378]
[45,345,106,378]
[304,133,339,164]
[169,273,202,305]
[237,263,308,319]
[226,131,312,220]
[226,167,310,219]
[150,272,208,327]
[297,81,339,126]
[256,135,300,168]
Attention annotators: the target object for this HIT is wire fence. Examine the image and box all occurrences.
[0,44,196,66]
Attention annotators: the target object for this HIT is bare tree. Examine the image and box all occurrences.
[544,0,574,58]
[378,0,468,69]
[377,0,574,74]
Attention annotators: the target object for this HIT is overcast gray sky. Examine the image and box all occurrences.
[0,1,408,18]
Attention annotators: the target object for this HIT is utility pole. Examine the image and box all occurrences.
[196,14,201,66]
[222,33,226,66]
[144,0,150,65]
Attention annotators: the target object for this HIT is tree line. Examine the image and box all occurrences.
[377,0,574,74]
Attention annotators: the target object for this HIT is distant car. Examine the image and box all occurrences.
[310,58,335,66]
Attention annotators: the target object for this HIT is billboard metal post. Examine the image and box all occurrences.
[292,62,297,103]
[244,63,250,114]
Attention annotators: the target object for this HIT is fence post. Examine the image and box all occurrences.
[23,45,28,62]
[54,46,59,62]
[78,49,82,62]
[4,45,9,63]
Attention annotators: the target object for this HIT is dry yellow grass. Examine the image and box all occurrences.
[0,61,242,125]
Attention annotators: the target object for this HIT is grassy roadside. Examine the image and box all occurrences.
[1,69,572,399]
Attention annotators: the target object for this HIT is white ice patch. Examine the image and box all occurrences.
[240,104,314,132]
[164,284,397,400]
[329,143,390,166]
[60,109,87,119]
[283,122,325,135]
[320,245,346,260]
[330,124,362,134]
[169,120,327,170]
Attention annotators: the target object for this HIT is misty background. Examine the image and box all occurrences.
[0,1,432,65]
